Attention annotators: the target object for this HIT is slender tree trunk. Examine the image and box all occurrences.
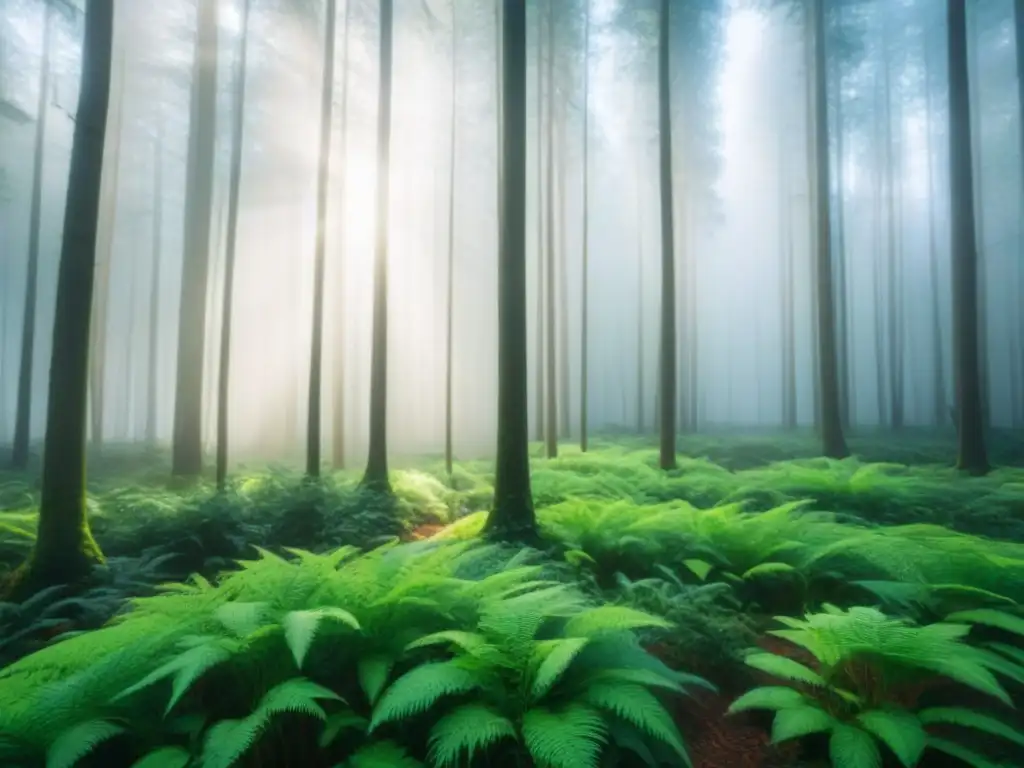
[89,48,125,454]
[636,162,645,434]
[122,233,137,438]
[777,103,796,430]
[947,0,988,474]
[11,6,52,470]
[580,0,590,452]
[361,0,395,492]
[19,0,113,596]
[306,0,337,479]
[882,23,903,429]
[657,0,677,470]
[146,124,163,446]
[810,0,848,458]
[543,0,558,459]
[534,9,545,442]
[484,0,536,542]
[923,38,947,428]
[871,68,887,426]
[444,6,458,477]
[831,10,850,428]
[1015,0,1024,425]
[331,0,353,471]
[172,0,219,479]
[214,0,251,491]
[557,107,570,441]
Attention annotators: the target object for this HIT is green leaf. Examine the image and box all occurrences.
[284,607,361,669]
[531,638,589,701]
[946,609,1024,639]
[214,601,270,637]
[741,562,797,580]
[743,653,825,687]
[370,661,480,731]
[47,720,126,768]
[563,606,671,637]
[319,711,368,748]
[427,703,516,767]
[856,710,926,767]
[581,681,688,763]
[926,737,1005,768]
[522,704,608,768]
[682,559,713,581]
[565,549,597,568]
[357,655,394,706]
[771,705,834,743]
[130,747,192,768]
[727,686,806,714]
[346,740,424,768]
[829,724,881,768]
[405,630,489,655]
[919,707,1024,748]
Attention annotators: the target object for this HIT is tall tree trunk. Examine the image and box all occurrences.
[306,0,337,479]
[19,0,113,596]
[810,0,848,458]
[947,0,988,474]
[636,161,645,434]
[214,0,252,491]
[657,0,677,470]
[557,105,570,441]
[11,5,52,470]
[171,0,219,479]
[923,37,947,429]
[543,0,557,459]
[361,0,395,492]
[580,0,590,452]
[444,6,458,478]
[88,48,125,454]
[122,231,137,438]
[146,124,163,446]
[831,6,850,428]
[484,0,536,542]
[871,67,887,426]
[331,0,353,471]
[882,21,903,429]
[1015,0,1024,425]
[777,102,796,430]
[534,7,545,443]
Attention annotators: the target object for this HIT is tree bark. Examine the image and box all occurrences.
[579,0,590,451]
[331,0,353,471]
[444,5,458,477]
[171,0,219,478]
[361,0,395,493]
[947,0,988,474]
[146,123,163,446]
[810,0,848,458]
[923,32,947,428]
[306,0,338,479]
[543,0,558,459]
[484,0,536,542]
[19,0,113,596]
[657,0,677,470]
[214,0,252,491]
[11,5,52,470]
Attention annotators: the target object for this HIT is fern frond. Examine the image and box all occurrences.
[521,704,607,768]
[531,638,589,701]
[129,746,192,768]
[918,707,1024,748]
[580,681,687,762]
[284,607,360,669]
[926,737,1004,768]
[357,655,394,707]
[46,719,126,768]
[771,705,835,743]
[318,711,368,748]
[370,661,481,731]
[855,710,926,767]
[345,740,424,768]
[115,638,239,715]
[828,723,881,768]
[405,631,489,655]
[946,609,1024,639]
[727,686,806,713]
[214,602,270,638]
[427,703,517,767]
[563,606,671,638]
[742,653,825,687]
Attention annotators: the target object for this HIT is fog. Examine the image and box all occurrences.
[0,0,1021,469]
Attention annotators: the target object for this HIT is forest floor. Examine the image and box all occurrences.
[0,429,1023,767]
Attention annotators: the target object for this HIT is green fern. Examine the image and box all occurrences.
[129,746,193,768]
[46,719,126,768]
[427,703,517,766]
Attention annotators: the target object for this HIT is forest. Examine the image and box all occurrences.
[0,0,1023,766]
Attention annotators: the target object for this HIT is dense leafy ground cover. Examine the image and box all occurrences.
[1,430,1023,767]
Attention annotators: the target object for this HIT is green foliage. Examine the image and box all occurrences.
[728,606,1024,767]
[0,540,701,767]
